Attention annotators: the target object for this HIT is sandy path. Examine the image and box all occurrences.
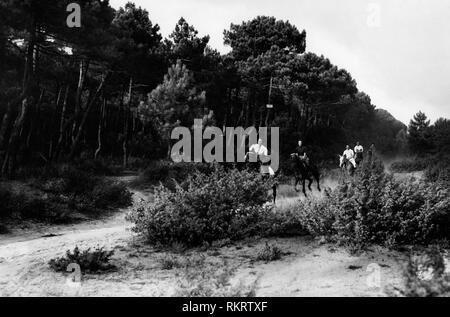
[0,186,150,296]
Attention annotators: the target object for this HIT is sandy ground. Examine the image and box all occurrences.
[0,175,409,297]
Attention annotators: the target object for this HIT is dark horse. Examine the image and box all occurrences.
[290,153,321,197]
[244,152,278,204]
[355,152,364,167]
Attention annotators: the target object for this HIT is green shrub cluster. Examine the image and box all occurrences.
[398,247,450,297]
[127,166,275,246]
[132,161,215,189]
[390,155,450,186]
[298,157,450,248]
[424,156,450,185]
[0,166,132,223]
[48,246,115,273]
[390,157,430,173]
[256,243,283,262]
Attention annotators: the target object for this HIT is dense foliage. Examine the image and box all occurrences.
[49,246,115,273]
[407,112,450,157]
[0,165,132,223]
[132,160,215,189]
[127,166,275,246]
[296,157,450,248]
[398,247,450,297]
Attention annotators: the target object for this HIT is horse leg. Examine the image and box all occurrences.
[316,173,321,192]
[273,184,277,204]
[302,178,307,197]
[308,177,313,191]
[294,177,300,192]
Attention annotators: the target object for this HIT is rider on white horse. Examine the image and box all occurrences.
[249,138,268,156]
[340,145,357,168]
[249,139,275,175]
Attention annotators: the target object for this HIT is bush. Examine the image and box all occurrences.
[391,155,450,186]
[260,204,308,237]
[92,181,133,209]
[0,185,13,218]
[256,243,283,262]
[0,223,9,234]
[390,157,429,173]
[57,165,98,195]
[424,157,450,184]
[1,165,133,223]
[397,247,450,297]
[48,246,115,273]
[127,165,275,247]
[73,158,121,176]
[159,255,184,270]
[158,254,205,270]
[132,161,215,189]
[296,157,450,248]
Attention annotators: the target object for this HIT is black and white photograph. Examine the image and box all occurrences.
[0,0,449,300]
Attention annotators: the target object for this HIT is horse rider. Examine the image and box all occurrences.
[341,145,357,168]
[249,139,274,175]
[354,141,364,164]
[295,140,310,167]
[368,143,376,159]
[249,138,268,156]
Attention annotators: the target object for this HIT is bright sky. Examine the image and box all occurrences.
[110,0,450,124]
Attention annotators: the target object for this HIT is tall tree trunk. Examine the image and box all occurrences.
[26,88,44,148]
[48,85,63,159]
[2,18,37,176]
[94,97,106,160]
[71,59,89,144]
[69,74,107,160]
[0,100,15,150]
[122,77,132,168]
[52,86,69,161]
[2,98,30,175]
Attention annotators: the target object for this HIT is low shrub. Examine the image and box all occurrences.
[397,247,450,297]
[0,185,13,218]
[0,223,9,234]
[159,255,184,270]
[296,157,450,248]
[260,204,308,237]
[391,155,450,186]
[73,158,122,176]
[390,158,429,173]
[132,161,215,189]
[48,246,115,273]
[127,165,275,247]
[1,165,133,223]
[158,254,206,270]
[256,243,283,262]
[424,157,450,184]
[91,181,133,209]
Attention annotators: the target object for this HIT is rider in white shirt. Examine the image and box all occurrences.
[249,139,274,175]
[354,142,364,155]
[249,139,268,156]
[342,145,357,168]
[354,141,364,165]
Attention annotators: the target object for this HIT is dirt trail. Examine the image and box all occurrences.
[0,176,407,297]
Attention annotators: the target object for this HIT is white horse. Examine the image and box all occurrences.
[339,154,356,177]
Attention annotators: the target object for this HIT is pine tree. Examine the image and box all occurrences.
[408,111,431,153]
